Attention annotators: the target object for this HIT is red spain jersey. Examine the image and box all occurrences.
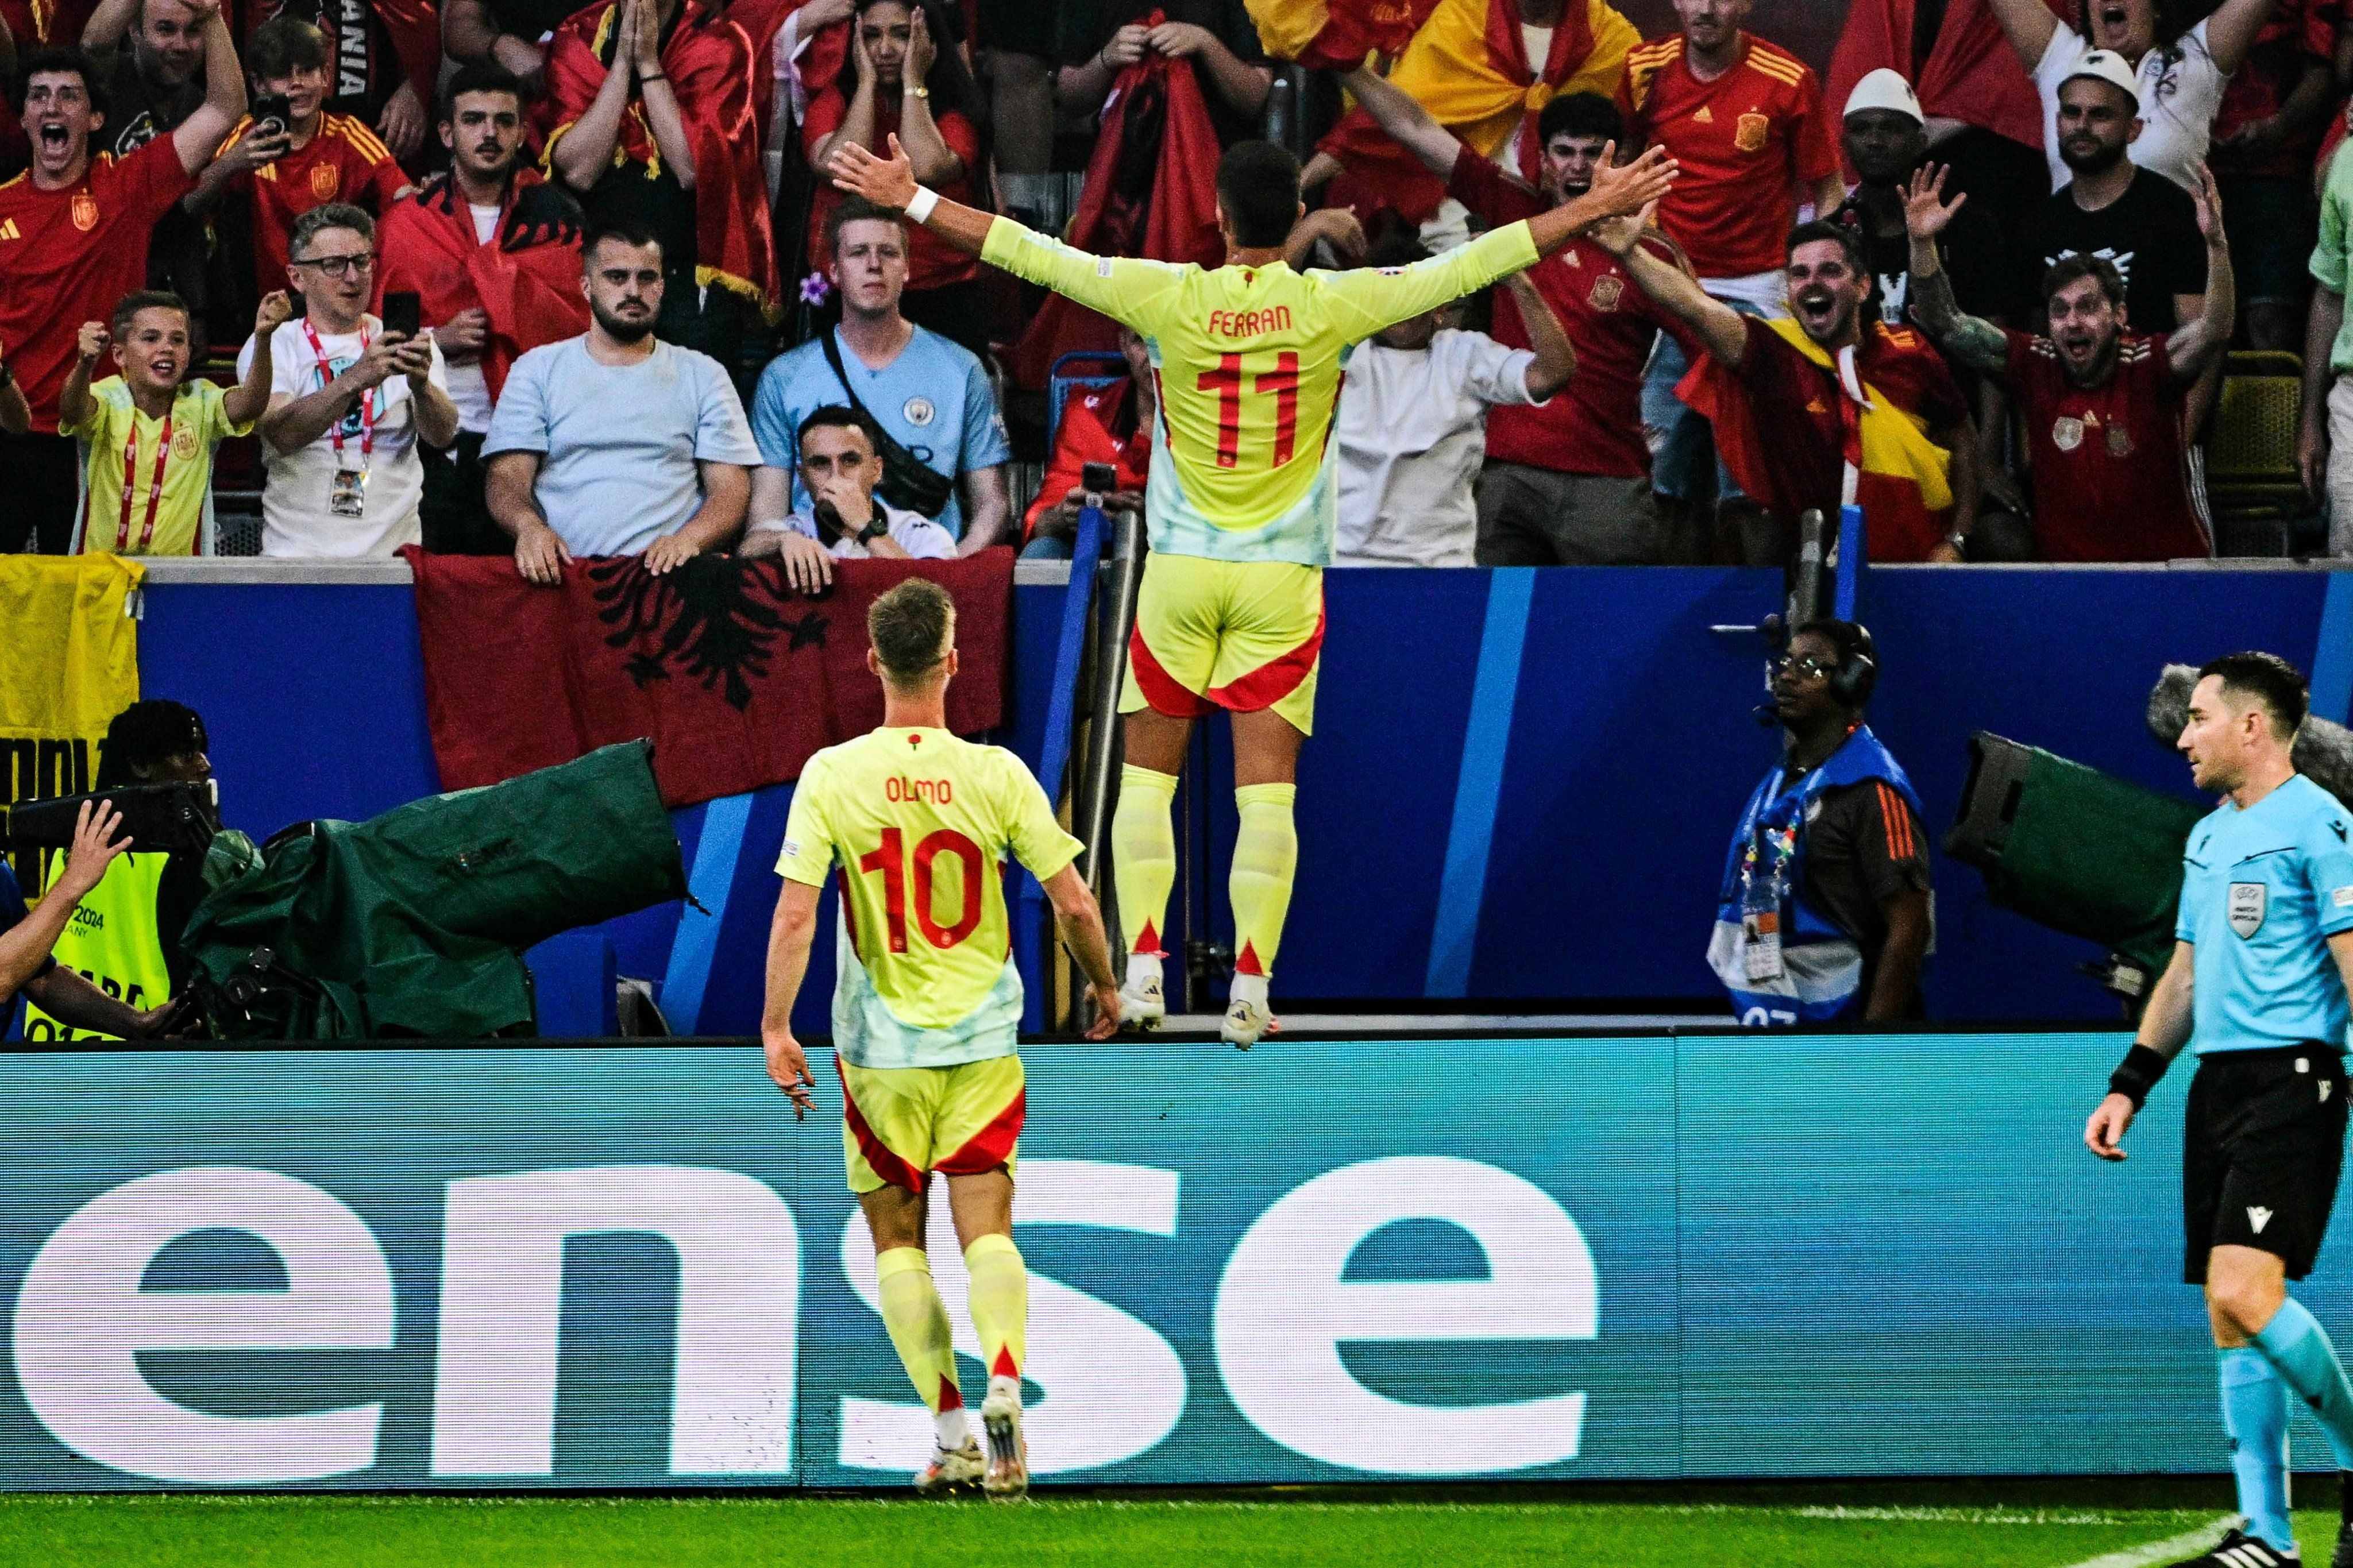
[0,137,194,431]
[2004,329,2211,562]
[1446,153,1672,479]
[1618,32,1837,280]
[224,113,410,293]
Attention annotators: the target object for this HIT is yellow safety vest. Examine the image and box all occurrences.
[22,851,171,1043]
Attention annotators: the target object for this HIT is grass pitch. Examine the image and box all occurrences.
[0,1481,2320,1566]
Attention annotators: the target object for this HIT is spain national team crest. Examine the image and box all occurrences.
[70,192,98,231]
[310,164,340,202]
[2052,415,2085,451]
[2105,423,2132,457]
[170,424,199,460]
[1735,113,1770,153]
[1587,275,1624,311]
[2230,880,2267,939]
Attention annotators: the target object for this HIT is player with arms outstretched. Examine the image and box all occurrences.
[828,132,1674,1045]
[761,579,1123,1498]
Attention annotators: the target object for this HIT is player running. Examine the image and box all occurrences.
[2086,655,2353,1568]
[827,132,1674,1046]
[761,578,1123,1499]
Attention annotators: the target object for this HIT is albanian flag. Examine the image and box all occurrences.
[543,0,780,314]
[1316,0,1637,227]
[373,169,590,404]
[1826,0,2057,157]
[1006,18,1224,389]
[404,549,1014,809]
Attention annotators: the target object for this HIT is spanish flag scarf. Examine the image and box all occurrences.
[1679,318,1954,562]
[1313,0,1637,225]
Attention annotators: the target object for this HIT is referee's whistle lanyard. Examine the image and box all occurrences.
[117,405,172,553]
[304,320,376,473]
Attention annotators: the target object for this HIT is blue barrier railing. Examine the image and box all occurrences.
[1015,501,1106,1030]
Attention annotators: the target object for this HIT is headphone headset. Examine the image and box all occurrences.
[1827,623,1878,708]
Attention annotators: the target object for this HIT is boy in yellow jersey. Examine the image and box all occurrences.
[59,289,291,556]
[761,578,1123,1499]
[830,133,1675,1045]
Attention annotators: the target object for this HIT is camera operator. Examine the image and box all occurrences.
[1710,621,1936,1027]
[21,700,211,1043]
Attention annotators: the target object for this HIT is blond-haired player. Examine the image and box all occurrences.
[830,133,1673,1046]
[762,578,1122,1497]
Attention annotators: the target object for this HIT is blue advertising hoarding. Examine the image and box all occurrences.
[0,1032,2328,1489]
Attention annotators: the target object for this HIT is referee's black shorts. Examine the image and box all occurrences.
[2184,1045,2351,1284]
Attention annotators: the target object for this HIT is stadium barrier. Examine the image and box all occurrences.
[124,559,2353,1029]
[0,1029,2334,1489]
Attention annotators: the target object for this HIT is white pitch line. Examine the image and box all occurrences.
[2061,1515,2236,1568]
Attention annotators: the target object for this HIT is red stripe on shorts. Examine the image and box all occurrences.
[1128,622,1214,717]
[936,1086,1026,1176]
[1205,606,1326,712]
[836,1058,927,1193]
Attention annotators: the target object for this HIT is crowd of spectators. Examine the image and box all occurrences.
[6,0,2353,569]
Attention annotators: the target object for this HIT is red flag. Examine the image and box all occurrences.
[1005,17,1224,389]
[1826,0,2055,157]
[543,0,780,314]
[373,168,591,403]
[403,549,1015,808]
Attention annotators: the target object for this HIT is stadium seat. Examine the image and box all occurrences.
[2207,350,2308,556]
[1047,350,1131,451]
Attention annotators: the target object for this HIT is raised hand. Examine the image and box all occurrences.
[76,321,109,364]
[53,801,129,902]
[1901,163,1965,241]
[850,14,876,86]
[828,132,919,208]
[254,290,294,336]
[2190,162,2223,241]
[904,5,935,84]
[1582,142,1676,219]
[1589,200,1653,260]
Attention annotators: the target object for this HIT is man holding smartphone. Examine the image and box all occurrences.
[238,202,458,557]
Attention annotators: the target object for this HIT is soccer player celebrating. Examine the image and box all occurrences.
[827,132,1674,1045]
[2086,654,2353,1568]
[760,578,1123,1498]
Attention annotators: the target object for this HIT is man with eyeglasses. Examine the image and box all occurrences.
[1708,618,1935,1026]
[240,201,457,557]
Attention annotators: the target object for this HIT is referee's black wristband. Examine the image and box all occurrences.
[2108,1045,2171,1110]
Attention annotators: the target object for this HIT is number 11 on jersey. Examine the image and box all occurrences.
[1199,350,1301,470]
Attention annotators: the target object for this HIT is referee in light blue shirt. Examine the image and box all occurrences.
[2088,653,2353,1568]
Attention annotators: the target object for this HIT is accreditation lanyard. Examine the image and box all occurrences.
[115,407,172,553]
[303,320,375,470]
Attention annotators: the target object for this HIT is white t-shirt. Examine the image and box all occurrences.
[441,202,504,435]
[758,500,959,559]
[238,315,449,559]
[1333,329,1540,568]
[2034,21,2223,194]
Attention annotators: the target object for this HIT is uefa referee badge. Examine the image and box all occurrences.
[2229,881,2267,938]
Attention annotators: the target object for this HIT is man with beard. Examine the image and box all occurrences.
[0,22,245,552]
[2016,51,2208,337]
[375,62,589,553]
[1334,66,1681,563]
[484,222,759,582]
[1907,159,2227,559]
[79,0,219,345]
[1600,206,1980,563]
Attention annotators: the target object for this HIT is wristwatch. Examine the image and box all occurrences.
[857,518,889,545]
[1944,527,1969,555]
[906,84,929,99]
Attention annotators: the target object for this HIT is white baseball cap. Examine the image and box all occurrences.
[2060,49,2141,111]
[1842,68,1924,125]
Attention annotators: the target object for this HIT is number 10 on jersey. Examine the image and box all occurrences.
[1199,350,1301,470]
[855,826,985,953]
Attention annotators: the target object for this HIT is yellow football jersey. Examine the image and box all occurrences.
[981,217,1541,566]
[777,727,1081,1068]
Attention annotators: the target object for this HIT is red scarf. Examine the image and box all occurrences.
[373,168,592,402]
[544,0,779,313]
[1006,19,1224,388]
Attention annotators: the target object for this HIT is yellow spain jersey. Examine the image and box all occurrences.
[981,217,1541,566]
[777,727,1082,1068]
[64,379,248,557]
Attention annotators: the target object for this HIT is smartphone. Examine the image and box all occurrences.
[250,92,293,139]
[380,292,422,340]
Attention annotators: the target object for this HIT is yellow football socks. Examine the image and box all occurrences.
[875,1246,965,1441]
[1112,764,1179,957]
[963,1232,1029,1384]
[1229,782,1298,979]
